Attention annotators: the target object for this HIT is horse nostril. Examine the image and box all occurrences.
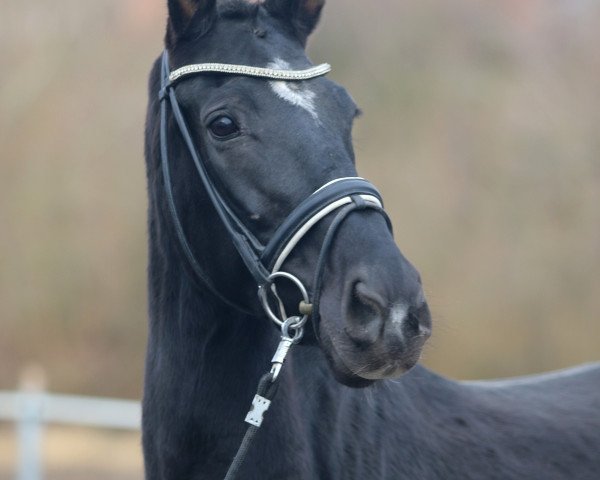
[407,303,432,338]
[405,312,420,333]
[344,280,431,346]
[353,282,388,319]
[344,282,388,345]
[387,300,431,342]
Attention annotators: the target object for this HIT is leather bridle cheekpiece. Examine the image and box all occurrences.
[158,51,392,347]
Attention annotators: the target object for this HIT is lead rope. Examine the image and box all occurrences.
[224,317,303,480]
[223,372,279,480]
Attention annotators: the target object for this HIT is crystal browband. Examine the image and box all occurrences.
[168,62,332,85]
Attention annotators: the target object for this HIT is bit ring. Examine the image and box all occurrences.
[258,271,311,327]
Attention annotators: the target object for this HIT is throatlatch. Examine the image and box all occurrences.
[158,50,393,480]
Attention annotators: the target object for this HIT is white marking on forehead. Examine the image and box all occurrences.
[267,58,319,121]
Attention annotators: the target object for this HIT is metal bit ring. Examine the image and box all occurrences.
[258,271,311,328]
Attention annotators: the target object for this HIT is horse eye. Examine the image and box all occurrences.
[208,116,239,139]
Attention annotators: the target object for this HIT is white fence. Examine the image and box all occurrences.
[0,389,141,480]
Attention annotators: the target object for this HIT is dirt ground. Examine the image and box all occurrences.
[0,424,143,480]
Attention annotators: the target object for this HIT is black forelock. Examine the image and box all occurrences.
[217,0,260,19]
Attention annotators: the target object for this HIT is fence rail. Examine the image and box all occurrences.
[0,389,141,480]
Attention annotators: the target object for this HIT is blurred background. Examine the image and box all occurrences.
[1,0,599,478]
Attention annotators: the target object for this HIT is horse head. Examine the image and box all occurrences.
[150,0,431,387]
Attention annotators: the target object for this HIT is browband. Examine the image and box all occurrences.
[168,62,332,86]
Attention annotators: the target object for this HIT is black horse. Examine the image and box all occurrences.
[142,1,600,478]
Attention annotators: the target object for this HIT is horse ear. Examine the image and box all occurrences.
[166,0,217,45]
[265,0,325,45]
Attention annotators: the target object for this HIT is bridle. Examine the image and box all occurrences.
[159,50,392,343]
[158,50,393,478]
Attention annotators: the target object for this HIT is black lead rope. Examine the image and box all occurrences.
[223,372,279,480]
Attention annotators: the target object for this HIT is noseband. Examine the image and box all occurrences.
[158,50,391,352]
